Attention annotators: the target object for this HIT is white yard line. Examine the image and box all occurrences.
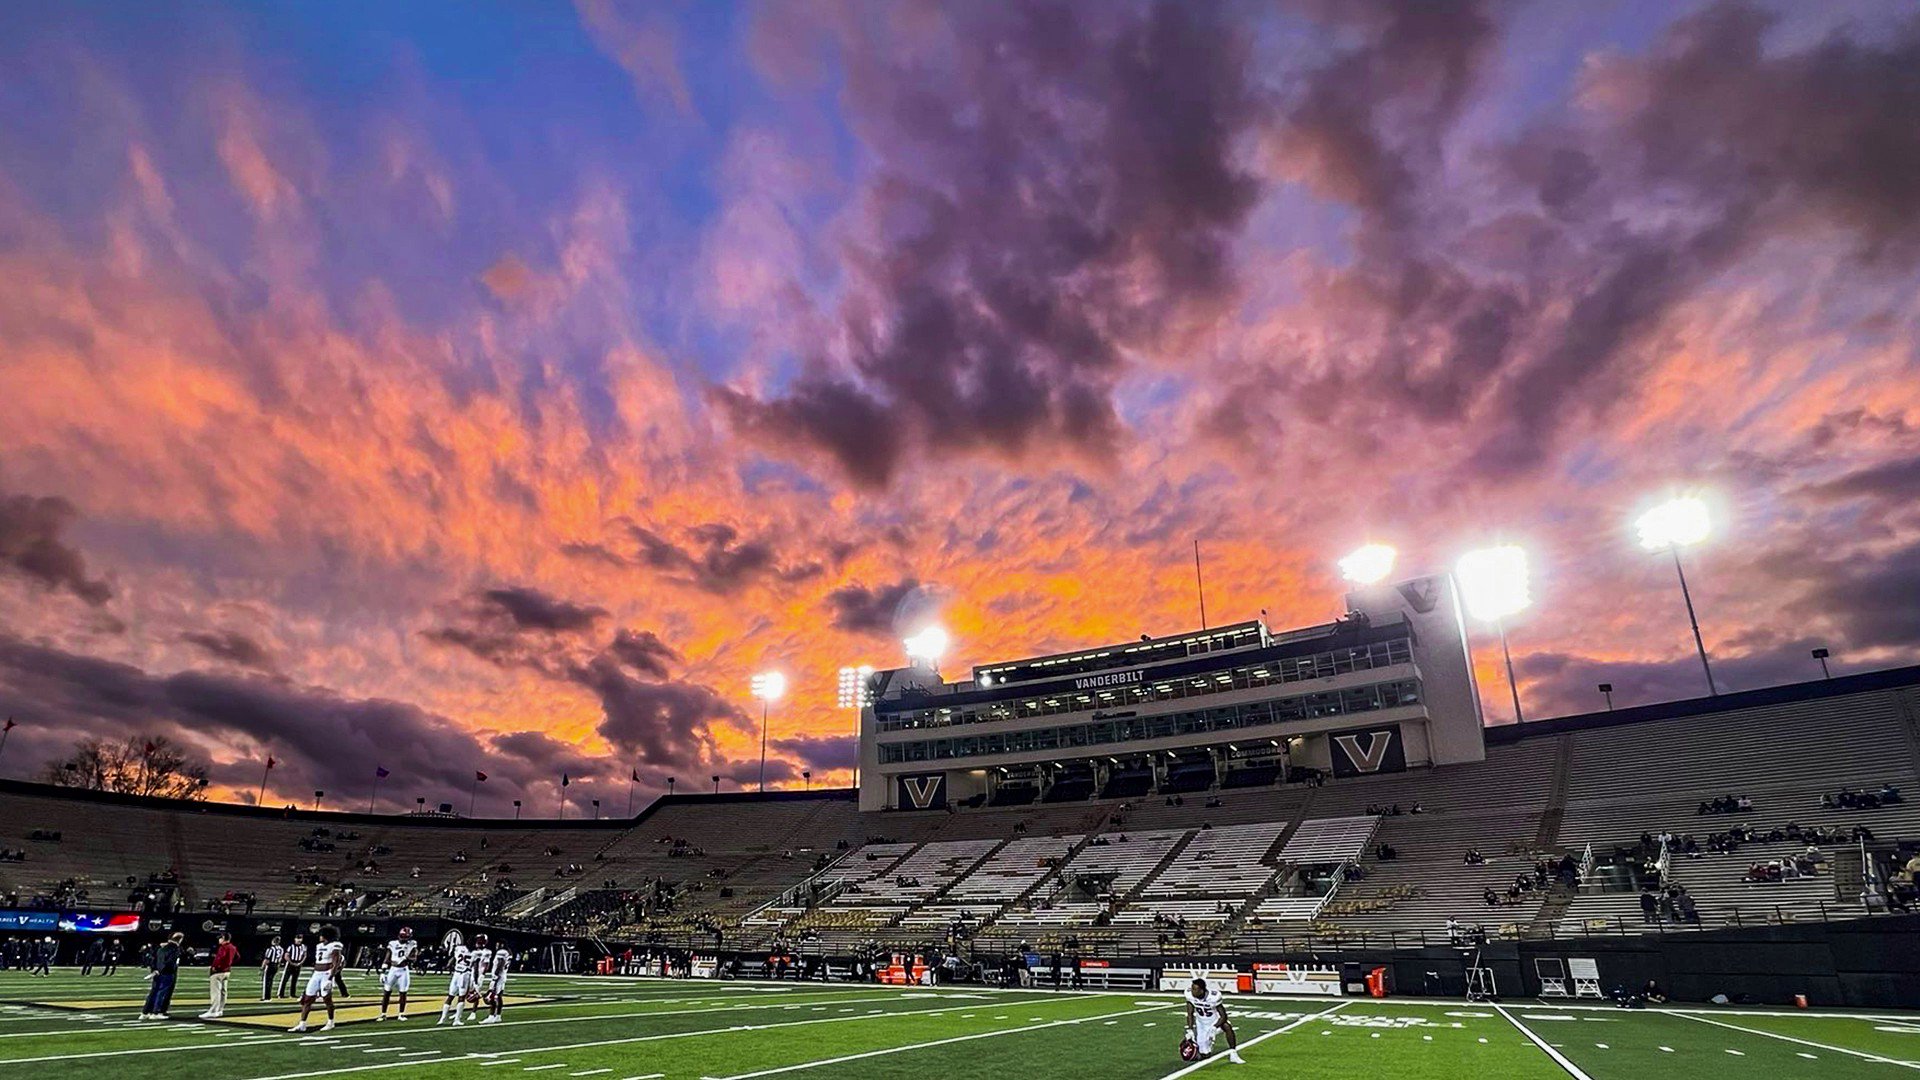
[1671,1011,1920,1069]
[1156,1002,1349,1080]
[0,989,930,1065]
[1496,1005,1595,1080]
[702,1004,1176,1080]
[221,996,1105,1080]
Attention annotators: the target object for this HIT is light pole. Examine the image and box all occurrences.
[802,769,812,791]
[1635,495,1718,696]
[711,774,720,795]
[667,776,676,797]
[1456,546,1533,724]
[750,672,787,793]
[1598,682,1614,711]
[838,665,875,791]
[1812,647,1832,680]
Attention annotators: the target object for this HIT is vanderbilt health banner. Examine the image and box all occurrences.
[895,772,948,811]
[1329,725,1407,778]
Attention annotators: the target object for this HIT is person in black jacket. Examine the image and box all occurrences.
[141,933,185,1019]
[102,940,122,976]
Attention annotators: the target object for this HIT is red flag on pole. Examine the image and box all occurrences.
[475,770,488,783]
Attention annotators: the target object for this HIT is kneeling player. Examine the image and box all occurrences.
[288,926,344,1033]
[376,927,417,1021]
[478,939,510,1024]
[1184,978,1244,1065]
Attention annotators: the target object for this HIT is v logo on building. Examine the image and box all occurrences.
[1330,728,1405,777]
[898,773,946,810]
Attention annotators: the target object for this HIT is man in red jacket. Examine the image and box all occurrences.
[200,932,241,1019]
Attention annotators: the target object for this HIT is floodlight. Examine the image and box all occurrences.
[903,625,950,663]
[1455,546,1531,623]
[1337,543,1397,586]
[836,665,875,709]
[1636,496,1711,550]
[1632,493,1719,696]
[750,671,786,702]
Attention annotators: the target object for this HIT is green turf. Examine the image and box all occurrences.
[0,969,1915,1079]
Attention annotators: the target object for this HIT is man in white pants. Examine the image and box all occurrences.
[287,926,344,1033]
[376,927,418,1021]
[478,941,510,1024]
[1184,977,1245,1065]
[436,934,481,1026]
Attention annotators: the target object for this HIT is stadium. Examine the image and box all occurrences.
[4,564,1920,1077]
[8,0,1920,1077]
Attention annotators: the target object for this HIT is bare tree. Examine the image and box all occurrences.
[42,735,210,800]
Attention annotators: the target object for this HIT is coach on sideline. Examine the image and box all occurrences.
[201,932,240,1019]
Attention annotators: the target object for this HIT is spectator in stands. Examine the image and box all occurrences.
[1463,848,1485,865]
[1376,843,1397,861]
[1639,887,1659,923]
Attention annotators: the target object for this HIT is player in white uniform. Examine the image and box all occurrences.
[1183,978,1245,1064]
[478,941,510,1024]
[437,933,485,1026]
[288,926,344,1032]
[376,927,418,1021]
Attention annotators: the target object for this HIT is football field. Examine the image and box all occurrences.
[3,969,1918,1079]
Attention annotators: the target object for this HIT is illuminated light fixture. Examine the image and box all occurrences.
[750,671,785,794]
[1456,546,1532,723]
[979,673,994,687]
[1633,493,1719,696]
[750,671,786,702]
[836,665,875,710]
[1635,495,1711,551]
[1456,546,1531,623]
[1338,543,1398,586]
[903,625,950,664]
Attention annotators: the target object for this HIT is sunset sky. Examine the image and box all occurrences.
[1,0,1918,815]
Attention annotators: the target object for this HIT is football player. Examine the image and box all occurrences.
[478,940,510,1024]
[287,925,344,1033]
[437,935,477,1026]
[376,927,418,1021]
[1184,978,1245,1065]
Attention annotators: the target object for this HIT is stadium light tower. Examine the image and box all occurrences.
[1456,545,1532,724]
[838,664,875,791]
[1338,543,1397,586]
[1634,494,1718,696]
[750,671,786,793]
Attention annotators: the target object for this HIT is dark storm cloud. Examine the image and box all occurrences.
[567,521,819,594]
[479,586,608,632]
[181,629,275,671]
[0,493,114,606]
[771,734,857,775]
[824,577,940,637]
[0,633,537,802]
[569,651,743,770]
[1516,644,1827,720]
[1277,0,1498,239]
[605,628,679,681]
[1783,539,1920,652]
[421,584,608,671]
[1222,2,1920,479]
[718,0,1262,487]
